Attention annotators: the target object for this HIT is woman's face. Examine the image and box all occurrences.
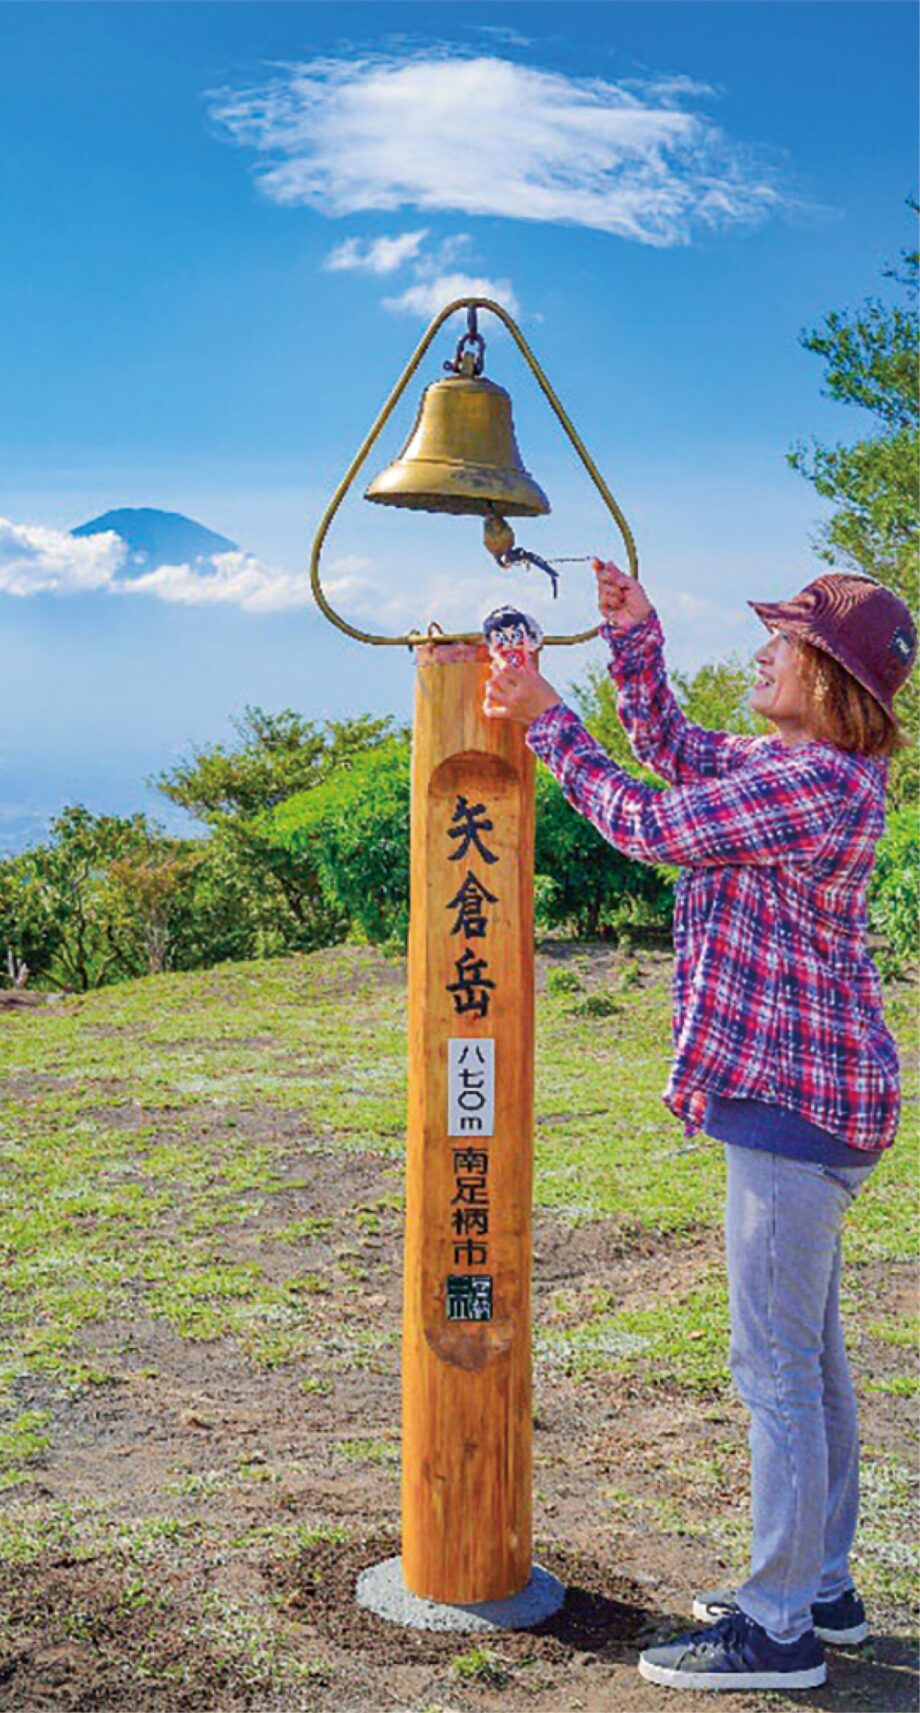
[750,630,810,735]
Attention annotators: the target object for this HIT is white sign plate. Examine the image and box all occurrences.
[448,1038,495,1137]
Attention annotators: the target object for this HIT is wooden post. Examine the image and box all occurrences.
[401,642,535,1604]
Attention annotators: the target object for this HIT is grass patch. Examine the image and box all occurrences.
[613,1274,732,1394]
[335,1436,400,1468]
[0,1409,52,1488]
[298,1375,333,1396]
[0,1497,111,1564]
[165,1469,235,1498]
[194,1588,333,1689]
[855,1454,920,1616]
[117,1517,201,1561]
[535,1320,649,1375]
[227,1518,348,1555]
[274,1215,335,1244]
[0,944,914,1712]
[866,1314,919,1349]
[450,1645,511,1686]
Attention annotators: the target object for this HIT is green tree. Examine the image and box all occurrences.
[868,803,920,968]
[789,204,918,800]
[534,768,672,938]
[788,221,917,605]
[266,737,413,946]
[0,807,160,990]
[156,706,398,820]
[172,832,321,969]
[108,845,206,975]
[0,855,59,988]
[670,658,771,741]
[155,706,401,953]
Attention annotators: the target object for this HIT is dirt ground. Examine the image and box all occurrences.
[0,947,917,1712]
[1,1179,916,1710]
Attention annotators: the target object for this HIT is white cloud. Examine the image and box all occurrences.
[210,53,783,247]
[621,74,719,106]
[121,551,372,613]
[325,230,429,274]
[0,516,367,614]
[0,517,126,595]
[323,557,380,605]
[321,225,516,321]
[655,584,750,638]
[119,551,312,613]
[383,270,519,318]
[474,25,535,50]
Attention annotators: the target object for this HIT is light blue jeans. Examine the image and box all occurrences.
[724,1144,877,1643]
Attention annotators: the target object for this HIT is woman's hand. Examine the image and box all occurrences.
[594,558,653,632]
[483,664,563,726]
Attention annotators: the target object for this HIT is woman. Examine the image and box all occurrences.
[484,563,916,1693]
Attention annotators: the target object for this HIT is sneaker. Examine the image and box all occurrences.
[638,1608,826,1691]
[813,1589,870,1645]
[693,1585,869,1646]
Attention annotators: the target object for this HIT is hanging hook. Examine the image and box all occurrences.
[444,304,486,376]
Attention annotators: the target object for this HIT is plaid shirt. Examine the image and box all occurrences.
[526,610,899,1152]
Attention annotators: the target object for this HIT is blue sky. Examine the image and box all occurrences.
[1,2,916,849]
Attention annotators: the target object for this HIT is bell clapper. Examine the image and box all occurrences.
[483,510,517,562]
[482,509,561,598]
[482,508,560,597]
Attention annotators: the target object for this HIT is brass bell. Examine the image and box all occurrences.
[365,363,550,520]
[311,296,638,646]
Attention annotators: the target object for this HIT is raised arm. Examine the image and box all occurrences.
[526,705,846,871]
[595,561,762,785]
[604,611,763,785]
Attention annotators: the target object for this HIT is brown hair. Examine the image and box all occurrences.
[795,639,909,758]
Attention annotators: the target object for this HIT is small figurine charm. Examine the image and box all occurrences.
[482,605,544,673]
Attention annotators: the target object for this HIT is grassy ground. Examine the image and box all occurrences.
[0,941,916,1711]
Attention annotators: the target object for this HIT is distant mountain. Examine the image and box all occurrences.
[71,508,238,573]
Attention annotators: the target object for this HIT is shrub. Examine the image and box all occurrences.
[545,968,583,995]
[570,990,620,1018]
[869,803,919,966]
[265,738,412,946]
[534,769,673,938]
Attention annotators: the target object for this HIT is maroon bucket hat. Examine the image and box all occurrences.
[749,572,917,720]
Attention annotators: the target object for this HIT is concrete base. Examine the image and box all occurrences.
[356,1555,566,1632]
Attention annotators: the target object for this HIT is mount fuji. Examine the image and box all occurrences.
[71,507,238,573]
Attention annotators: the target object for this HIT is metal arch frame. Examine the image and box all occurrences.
[309,296,639,648]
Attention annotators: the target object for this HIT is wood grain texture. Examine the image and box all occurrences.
[401,645,535,1603]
